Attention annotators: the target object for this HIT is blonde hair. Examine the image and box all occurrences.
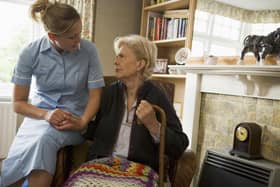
[114,35,157,79]
[30,0,80,35]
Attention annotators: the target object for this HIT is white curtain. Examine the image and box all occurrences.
[197,0,280,23]
[51,0,96,41]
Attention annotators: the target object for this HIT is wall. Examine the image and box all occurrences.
[197,93,280,171]
[95,0,142,76]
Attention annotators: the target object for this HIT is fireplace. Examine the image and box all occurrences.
[179,64,280,185]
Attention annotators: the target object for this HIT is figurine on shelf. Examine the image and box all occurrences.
[238,27,280,65]
[175,47,191,65]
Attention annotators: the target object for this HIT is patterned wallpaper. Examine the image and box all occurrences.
[196,93,280,171]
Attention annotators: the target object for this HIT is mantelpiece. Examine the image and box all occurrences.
[178,64,280,151]
[168,64,280,77]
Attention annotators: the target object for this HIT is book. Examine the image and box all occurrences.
[146,11,162,41]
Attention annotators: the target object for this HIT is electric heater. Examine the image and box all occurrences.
[198,149,280,187]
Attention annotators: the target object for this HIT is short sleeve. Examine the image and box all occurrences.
[86,42,105,89]
[11,46,33,86]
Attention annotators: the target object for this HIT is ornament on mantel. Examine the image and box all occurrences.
[238,28,280,65]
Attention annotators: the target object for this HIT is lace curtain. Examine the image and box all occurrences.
[197,0,280,23]
[51,0,96,41]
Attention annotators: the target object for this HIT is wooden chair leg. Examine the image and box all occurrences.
[172,150,197,187]
[52,146,73,187]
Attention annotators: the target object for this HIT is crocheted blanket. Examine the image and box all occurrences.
[63,156,159,187]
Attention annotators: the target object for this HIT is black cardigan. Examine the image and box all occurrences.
[86,80,189,171]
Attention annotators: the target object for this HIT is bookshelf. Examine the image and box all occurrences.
[140,0,196,60]
[140,0,197,121]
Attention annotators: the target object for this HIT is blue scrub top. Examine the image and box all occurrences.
[11,36,105,116]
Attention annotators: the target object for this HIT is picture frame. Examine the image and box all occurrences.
[153,58,168,74]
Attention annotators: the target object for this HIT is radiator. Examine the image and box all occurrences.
[199,149,280,187]
[0,102,17,159]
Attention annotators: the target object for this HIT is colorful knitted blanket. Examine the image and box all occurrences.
[63,156,159,187]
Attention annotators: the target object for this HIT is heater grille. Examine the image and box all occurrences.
[199,149,280,187]
[206,151,270,185]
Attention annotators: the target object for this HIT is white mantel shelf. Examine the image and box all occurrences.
[168,64,280,77]
[180,64,280,151]
[175,64,280,99]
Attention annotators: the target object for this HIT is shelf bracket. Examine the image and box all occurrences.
[235,75,255,95]
[235,74,275,96]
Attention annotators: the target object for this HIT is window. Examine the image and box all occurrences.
[194,10,210,34]
[192,10,280,58]
[192,10,242,57]
[0,0,43,98]
[192,40,206,57]
[251,23,280,35]
[212,15,241,41]
[209,44,237,56]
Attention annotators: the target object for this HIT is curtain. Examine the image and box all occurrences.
[51,0,96,41]
[197,0,280,23]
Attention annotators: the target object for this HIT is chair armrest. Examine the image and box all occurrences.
[172,150,197,187]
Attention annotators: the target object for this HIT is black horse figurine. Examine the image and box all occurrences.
[238,27,280,65]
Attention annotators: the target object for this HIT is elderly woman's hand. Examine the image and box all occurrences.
[136,100,160,136]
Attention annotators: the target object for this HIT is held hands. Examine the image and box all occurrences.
[135,100,160,135]
[44,109,86,131]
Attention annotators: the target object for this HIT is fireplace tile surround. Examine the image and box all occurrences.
[198,93,280,164]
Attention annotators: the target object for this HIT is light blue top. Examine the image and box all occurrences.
[11,36,104,116]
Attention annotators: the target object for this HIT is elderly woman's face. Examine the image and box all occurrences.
[114,44,143,80]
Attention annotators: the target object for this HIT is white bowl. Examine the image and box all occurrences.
[204,56,218,65]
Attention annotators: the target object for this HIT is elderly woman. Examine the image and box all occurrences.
[62,35,189,187]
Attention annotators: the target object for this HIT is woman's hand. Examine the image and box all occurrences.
[48,88,102,131]
[45,109,86,131]
[136,100,160,135]
[44,109,72,124]
[52,116,87,131]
